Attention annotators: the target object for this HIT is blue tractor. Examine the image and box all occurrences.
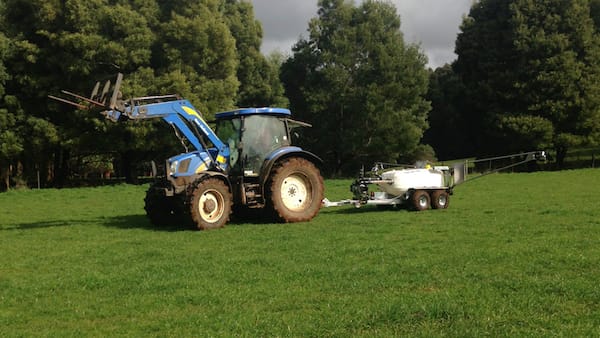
[52,73,324,229]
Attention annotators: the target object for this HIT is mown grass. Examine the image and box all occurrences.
[1,169,599,336]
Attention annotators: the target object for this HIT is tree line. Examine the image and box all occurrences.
[1,0,599,190]
[427,0,600,167]
[0,0,286,189]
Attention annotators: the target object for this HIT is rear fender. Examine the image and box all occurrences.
[259,146,322,186]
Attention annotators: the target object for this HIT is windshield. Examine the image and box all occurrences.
[241,115,290,175]
[215,118,242,169]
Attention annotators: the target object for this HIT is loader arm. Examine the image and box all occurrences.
[51,73,230,171]
[104,98,230,169]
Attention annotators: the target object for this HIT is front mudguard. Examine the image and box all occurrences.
[156,171,231,196]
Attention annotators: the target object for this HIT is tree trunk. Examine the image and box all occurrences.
[54,147,70,187]
[555,146,567,169]
[1,165,9,191]
[121,151,138,184]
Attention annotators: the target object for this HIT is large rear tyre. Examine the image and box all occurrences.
[189,178,232,230]
[431,190,450,209]
[268,158,324,223]
[411,190,431,211]
[144,182,183,226]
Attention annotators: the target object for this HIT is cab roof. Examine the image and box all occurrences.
[215,107,291,119]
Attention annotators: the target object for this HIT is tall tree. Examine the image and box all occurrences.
[453,0,524,156]
[0,0,287,187]
[424,65,469,160]
[223,0,288,107]
[281,0,430,176]
[0,32,24,190]
[1,0,160,185]
[510,0,600,164]
[591,0,600,29]
[0,0,244,185]
[454,0,600,165]
[155,0,239,114]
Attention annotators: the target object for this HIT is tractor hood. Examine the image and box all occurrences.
[167,151,213,177]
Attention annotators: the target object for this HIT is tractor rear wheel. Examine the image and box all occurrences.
[189,178,232,230]
[411,190,431,211]
[268,158,324,223]
[144,181,183,226]
[431,190,450,209]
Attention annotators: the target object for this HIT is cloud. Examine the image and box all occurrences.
[393,0,472,67]
[250,0,472,68]
[251,0,317,43]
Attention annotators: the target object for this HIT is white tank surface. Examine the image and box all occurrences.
[377,168,448,196]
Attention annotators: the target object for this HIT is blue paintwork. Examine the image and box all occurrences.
[168,151,212,177]
[265,146,304,162]
[215,107,291,119]
[105,99,230,173]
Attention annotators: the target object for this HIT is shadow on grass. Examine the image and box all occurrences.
[99,214,193,232]
[1,219,98,231]
[321,205,410,215]
[5,209,328,232]
[3,214,192,232]
[103,213,278,231]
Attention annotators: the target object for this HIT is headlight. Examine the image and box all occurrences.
[169,160,178,176]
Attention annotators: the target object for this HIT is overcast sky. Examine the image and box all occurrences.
[250,0,474,69]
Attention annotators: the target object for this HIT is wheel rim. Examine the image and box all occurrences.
[418,194,429,208]
[280,174,311,211]
[198,189,225,223]
[438,194,447,207]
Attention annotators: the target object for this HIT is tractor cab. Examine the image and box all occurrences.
[215,108,298,177]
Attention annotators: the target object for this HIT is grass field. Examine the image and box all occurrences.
[1,169,599,336]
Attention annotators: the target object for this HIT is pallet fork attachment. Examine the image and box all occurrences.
[48,73,123,112]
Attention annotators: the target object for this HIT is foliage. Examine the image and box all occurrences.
[1,171,600,335]
[591,0,600,29]
[0,34,22,169]
[224,0,288,107]
[0,0,287,187]
[155,0,239,113]
[282,0,430,176]
[511,0,600,159]
[423,65,469,160]
[450,0,600,165]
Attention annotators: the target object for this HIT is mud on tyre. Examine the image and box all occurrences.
[188,177,232,230]
[411,189,431,211]
[431,190,450,209]
[268,157,324,223]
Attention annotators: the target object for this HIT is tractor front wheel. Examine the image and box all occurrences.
[145,181,183,226]
[268,158,324,223]
[189,178,232,230]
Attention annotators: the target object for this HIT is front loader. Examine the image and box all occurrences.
[51,73,324,230]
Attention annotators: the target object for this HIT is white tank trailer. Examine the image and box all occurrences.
[322,151,546,211]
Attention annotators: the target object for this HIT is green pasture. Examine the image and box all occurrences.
[1,169,599,336]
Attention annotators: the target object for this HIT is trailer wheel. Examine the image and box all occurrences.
[268,157,324,222]
[144,181,183,226]
[431,190,450,209]
[189,178,232,230]
[411,190,431,211]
